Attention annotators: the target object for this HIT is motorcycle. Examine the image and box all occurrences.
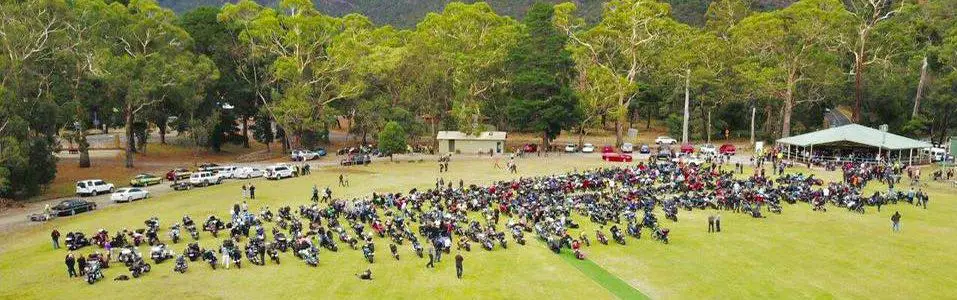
[150,244,174,264]
[362,244,375,263]
[267,247,280,265]
[85,260,104,285]
[185,243,202,261]
[653,228,670,244]
[169,225,181,244]
[129,258,152,278]
[299,248,318,267]
[596,231,608,245]
[202,250,218,270]
[174,256,188,273]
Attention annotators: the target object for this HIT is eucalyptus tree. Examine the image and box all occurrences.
[732,0,849,138]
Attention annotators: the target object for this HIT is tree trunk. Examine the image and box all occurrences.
[242,116,250,148]
[542,131,548,154]
[682,69,691,144]
[707,109,712,144]
[853,58,864,123]
[615,120,623,147]
[78,134,91,168]
[125,106,135,168]
[578,125,586,148]
[782,97,794,138]
[912,56,928,119]
[159,119,167,145]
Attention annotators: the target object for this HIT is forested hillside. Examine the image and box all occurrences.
[157,0,794,26]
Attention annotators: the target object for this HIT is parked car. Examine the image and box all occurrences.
[315,148,328,157]
[699,144,717,156]
[680,143,694,154]
[639,144,651,154]
[581,144,596,153]
[170,182,192,191]
[291,149,321,161]
[655,136,677,145]
[130,174,161,187]
[188,172,221,187]
[265,165,295,180]
[51,199,96,216]
[601,145,615,153]
[656,148,674,161]
[621,143,634,153]
[75,180,114,197]
[340,155,372,166]
[210,166,238,179]
[719,144,737,155]
[111,188,149,203]
[522,144,538,153]
[165,168,192,181]
[234,167,264,179]
[564,144,577,153]
[197,163,219,172]
[601,152,633,162]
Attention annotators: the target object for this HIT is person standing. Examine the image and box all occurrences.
[51,229,60,249]
[891,211,902,232]
[715,214,722,232]
[76,255,87,276]
[707,215,715,233]
[221,245,231,269]
[455,254,464,279]
[312,185,320,202]
[242,184,248,199]
[65,252,77,277]
[426,247,435,268]
[249,184,256,199]
[339,174,345,187]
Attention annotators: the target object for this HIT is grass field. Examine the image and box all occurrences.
[1,155,955,299]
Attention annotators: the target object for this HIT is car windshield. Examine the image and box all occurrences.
[77,182,85,187]
[115,188,128,193]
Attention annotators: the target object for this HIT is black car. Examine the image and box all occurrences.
[51,199,96,216]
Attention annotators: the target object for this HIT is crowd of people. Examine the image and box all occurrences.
[54,157,930,285]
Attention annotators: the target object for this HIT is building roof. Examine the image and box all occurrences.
[776,124,931,150]
[436,131,507,141]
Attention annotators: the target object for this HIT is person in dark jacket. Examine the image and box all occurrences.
[51,229,60,249]
[249,185,256,199]
[455,254,464,279]
[65,253,77,277]
[891,211,902,232]
[76,255,87,276]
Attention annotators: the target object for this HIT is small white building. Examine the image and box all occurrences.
[436,131,507,154]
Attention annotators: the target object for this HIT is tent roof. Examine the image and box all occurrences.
[776,124,931,150]
[436,131,507,141]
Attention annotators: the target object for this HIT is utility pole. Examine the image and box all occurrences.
[682,68,690,144]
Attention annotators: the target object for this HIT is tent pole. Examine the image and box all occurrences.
[909,148,913,165]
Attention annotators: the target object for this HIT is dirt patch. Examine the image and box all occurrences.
[0,199,24,213]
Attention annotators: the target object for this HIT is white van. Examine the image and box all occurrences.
[76,179,115,196]
[213,166,238,179]
[264,165,294,180]
[922,148,947,162]
[189,171,222,186]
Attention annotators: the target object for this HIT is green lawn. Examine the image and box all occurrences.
[1,156,955,299]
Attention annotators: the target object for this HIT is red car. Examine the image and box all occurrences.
[522,144,538,153]
[165,168,191,181]
[601,145,615,153]
[601,152,633,162]
[680,143,694,154]
[719,144,737,155]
